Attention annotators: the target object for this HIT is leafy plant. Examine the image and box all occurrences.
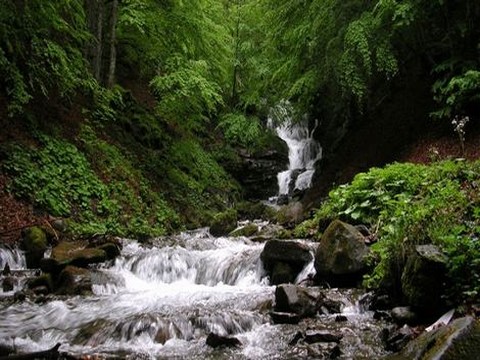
[296,160,480,307]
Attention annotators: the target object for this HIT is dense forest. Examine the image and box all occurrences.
[0,1,479,358]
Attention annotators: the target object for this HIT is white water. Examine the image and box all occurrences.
[0,231,389,359]
[268,102,322,196]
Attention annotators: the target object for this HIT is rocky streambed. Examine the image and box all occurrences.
[0,223,479,359]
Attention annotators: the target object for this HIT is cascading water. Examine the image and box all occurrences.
[268,102,322,198]
[0,231,390,359]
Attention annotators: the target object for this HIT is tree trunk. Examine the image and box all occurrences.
[84,0,103,82]
[106,0,118,88]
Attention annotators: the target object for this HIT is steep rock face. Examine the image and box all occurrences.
[314,220,370,286]
[230,138,288,200]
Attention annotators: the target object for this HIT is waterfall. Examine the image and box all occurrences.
[268,102,322,199]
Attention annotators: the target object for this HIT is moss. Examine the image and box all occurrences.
[230,223,259,237]
[210,209,238,236]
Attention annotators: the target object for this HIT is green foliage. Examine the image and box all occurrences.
[0,0,91,114]
[161,139,240,224]
[218,112,262,148]
[3,129,180,237]
[432,70,480,119]
[297,160,480,306]
[150,57,223,131]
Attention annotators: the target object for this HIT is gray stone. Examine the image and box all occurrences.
[2,276,14,292]
[206,333,241,348]
[314,220,370,286]
[304,330,343,344]
[270,311,301,324]
[274,284,320,318]
[261,240,312,285]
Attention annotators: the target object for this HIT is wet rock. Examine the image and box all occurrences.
[276,201,305,227]
[50,241,108,270]
[384,325,415,352]
[229,139,288,200]
[2,263,11,275]
[32,285,50,295]
[260,240,312,285]
[391,306,418,325]
[277,194,289,206]
[274,284,320,318]
[401,244,447,317]
[206,332,242,348]
[22,226,48,268]
[13,291,26,301]
[304,330,343,344]
[56,266,92,295]
[314,220,370,287]
[374,310,392,321]
[386,316,480,360]
[270,311,301,324]
[28,274,54,293]
[335,315,348,322]
[2,276,14,292]
[271,262,295,285]
[289,331,304,345]
[306,342,341,359]
[97,242,121,260]
[230,223,259,237]
[209,209,238,237]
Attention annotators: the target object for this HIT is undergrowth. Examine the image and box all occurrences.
[2,128,180,237]
[295,160,480,307]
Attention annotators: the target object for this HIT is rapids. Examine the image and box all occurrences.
[0,230,389,359]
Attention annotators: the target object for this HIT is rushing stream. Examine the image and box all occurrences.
[0,230,390,359]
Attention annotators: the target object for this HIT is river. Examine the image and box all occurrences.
[0,229,389,359]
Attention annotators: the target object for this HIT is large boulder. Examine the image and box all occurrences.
[260,240,312,284]
[209,209,238,237]
[386,316,480,360]
[401,244,447,317]
[206,333,242,348]
[22,226,48,268]
[314,220,369,286]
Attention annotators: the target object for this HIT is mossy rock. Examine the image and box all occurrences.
[386,316,480,360]
[28,274,54,293]
[22,226,48,268]
[56,266,92,295]
[236,201,277,221]
[51,241,108,268]
[230,223,259,237]
[210,209,238,237]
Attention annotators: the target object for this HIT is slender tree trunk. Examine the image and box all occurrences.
[85,0,104,82]
[106,0,118,88]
